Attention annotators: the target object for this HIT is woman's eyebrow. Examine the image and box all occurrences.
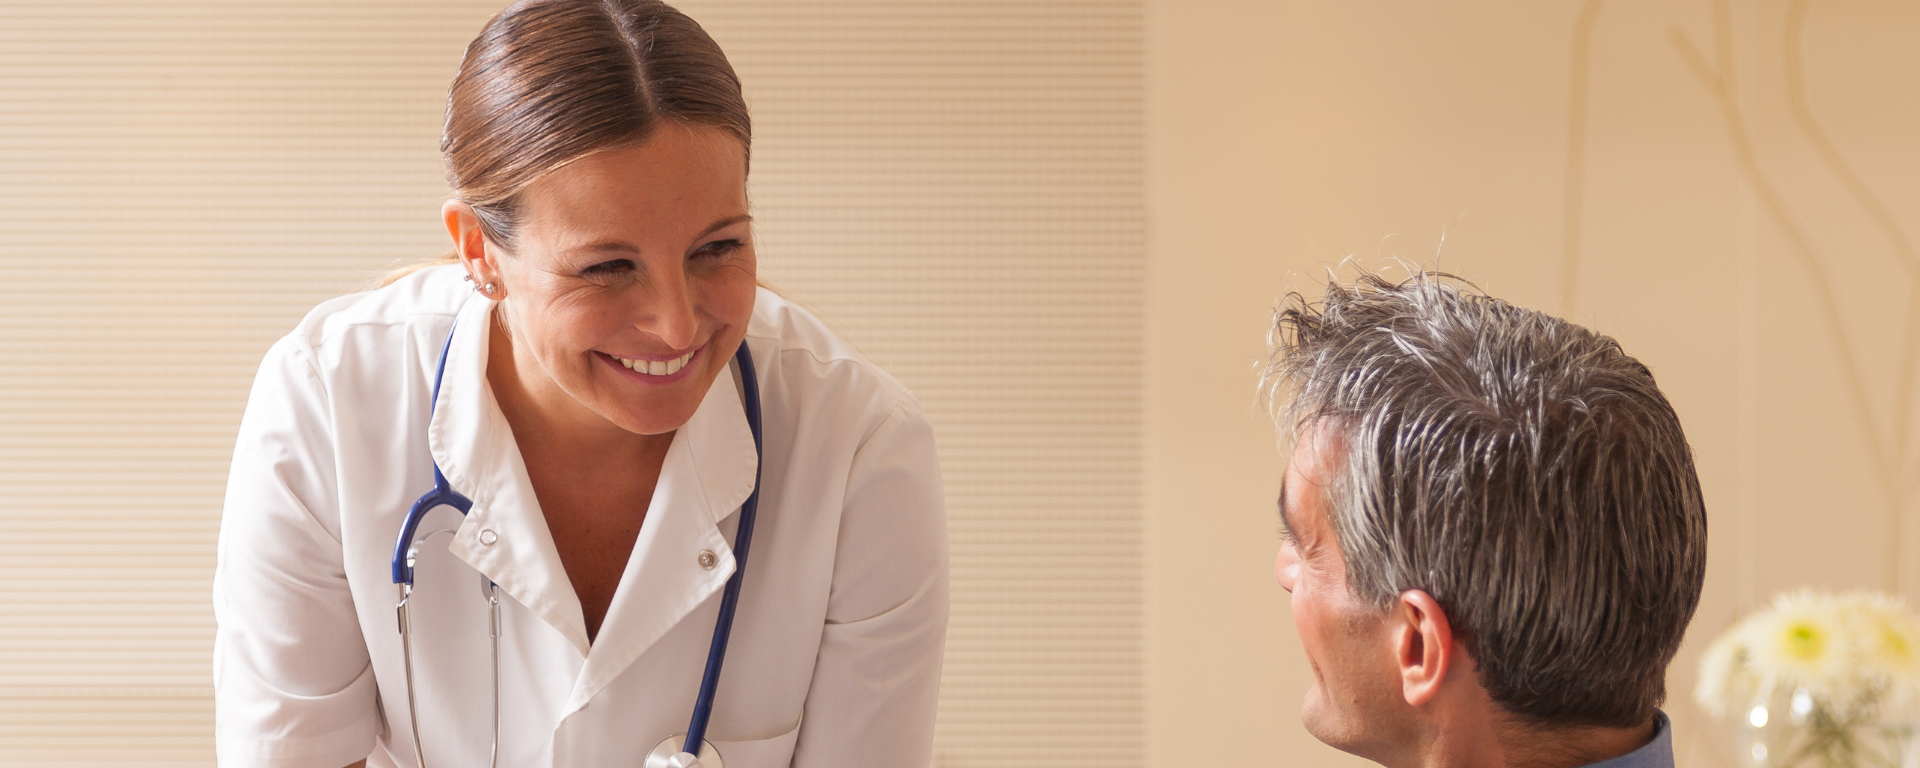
[561,215,753,256]
[695,214,753,239]
[564,241,641,256]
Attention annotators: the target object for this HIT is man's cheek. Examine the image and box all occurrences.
[1291,588,1324,644]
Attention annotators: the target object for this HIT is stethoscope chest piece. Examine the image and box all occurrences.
[646,734,723,768]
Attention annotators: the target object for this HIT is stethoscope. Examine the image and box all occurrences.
[391,319,762,768]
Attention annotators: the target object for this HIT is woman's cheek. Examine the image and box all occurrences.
[699,275,757,327]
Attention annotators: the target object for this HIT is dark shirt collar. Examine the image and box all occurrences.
[1583,711,1673,768]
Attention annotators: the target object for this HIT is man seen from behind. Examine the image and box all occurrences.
[1265,270,1707,768]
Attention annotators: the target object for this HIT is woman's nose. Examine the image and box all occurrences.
[638,265,699,349]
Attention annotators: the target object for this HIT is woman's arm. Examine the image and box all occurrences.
[789,395,950,768]
[214,337,382,768]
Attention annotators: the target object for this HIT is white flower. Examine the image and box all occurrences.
[1838,592,1920,707]
[1744,590,1856,702]
[1696,589,1920,724]
[1695,621,1756,718]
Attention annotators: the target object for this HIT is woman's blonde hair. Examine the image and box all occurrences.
[382,0,750,287]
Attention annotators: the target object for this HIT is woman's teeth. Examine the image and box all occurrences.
[613,349,696,376]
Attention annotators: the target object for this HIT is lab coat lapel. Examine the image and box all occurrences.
[433,298,595,656]
[564,354,760,715]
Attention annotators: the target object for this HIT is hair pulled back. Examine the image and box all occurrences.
[444,0,750,248]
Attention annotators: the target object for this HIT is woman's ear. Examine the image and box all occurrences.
[1393,589,1458,707]
[443,199,493,282]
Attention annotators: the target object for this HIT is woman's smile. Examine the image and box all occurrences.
[596,345,703,385]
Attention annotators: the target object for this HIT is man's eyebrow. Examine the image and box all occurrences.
[1276,477,1295,538]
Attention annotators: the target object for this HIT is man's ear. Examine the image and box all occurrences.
[1392,589,1458,707]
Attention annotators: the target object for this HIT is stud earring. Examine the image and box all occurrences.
[482,282,497,295]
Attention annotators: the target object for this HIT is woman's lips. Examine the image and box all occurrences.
[597,346,702,384]
[611,347,697,375]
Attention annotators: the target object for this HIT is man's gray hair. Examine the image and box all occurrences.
[1264,269,1707,729]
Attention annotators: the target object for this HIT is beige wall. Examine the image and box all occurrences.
[1146,1,1920,766]
[0,1,1144,764]
[5,0,1918,764]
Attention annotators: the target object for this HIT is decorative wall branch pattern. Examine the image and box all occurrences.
[1668,0,1920,591]
[1782,0,1920,489]
[1561,0,1609,318]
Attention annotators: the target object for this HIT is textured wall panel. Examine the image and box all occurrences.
[0,1,1143,765]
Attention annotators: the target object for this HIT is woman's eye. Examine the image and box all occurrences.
[694,239,743,260]
[580,259,636,279]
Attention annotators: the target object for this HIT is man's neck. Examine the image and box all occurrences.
[1406,711,1657,768]
[1494,716,1657,768]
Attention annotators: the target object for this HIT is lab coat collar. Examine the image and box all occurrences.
[571,362,757,712]
[430,297,589,652]
[428,297,761,711]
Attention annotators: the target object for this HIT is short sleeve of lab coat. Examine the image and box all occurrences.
[790,394,950,768]
[213,336,380,768]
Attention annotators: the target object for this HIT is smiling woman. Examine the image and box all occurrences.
[467,128,757,451]
[210,2,949,767]
[466,124,759,647]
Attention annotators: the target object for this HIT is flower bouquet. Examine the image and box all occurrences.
[1697,590,1920,768]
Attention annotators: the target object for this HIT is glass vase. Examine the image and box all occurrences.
[1739,687,1920,768]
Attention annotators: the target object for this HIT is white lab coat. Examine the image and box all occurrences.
[213,266,949,768]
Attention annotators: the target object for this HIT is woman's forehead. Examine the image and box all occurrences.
[515,128,749,249]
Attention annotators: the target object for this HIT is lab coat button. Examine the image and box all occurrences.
[479,529,498,545]
[698,550,718,569]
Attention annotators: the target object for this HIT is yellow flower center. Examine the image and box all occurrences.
[1883,625,1910,660]
[1785,622,1825,662]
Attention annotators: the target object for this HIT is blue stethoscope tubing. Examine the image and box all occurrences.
[391,317,763,768]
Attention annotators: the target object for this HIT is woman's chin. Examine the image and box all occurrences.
[585,383,710,437]
[601,415,684,437]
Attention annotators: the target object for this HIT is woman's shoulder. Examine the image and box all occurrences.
[280,263,468,356]
[747,288,922,426]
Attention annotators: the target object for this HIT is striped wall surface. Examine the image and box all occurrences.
[0,1,1144,764]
